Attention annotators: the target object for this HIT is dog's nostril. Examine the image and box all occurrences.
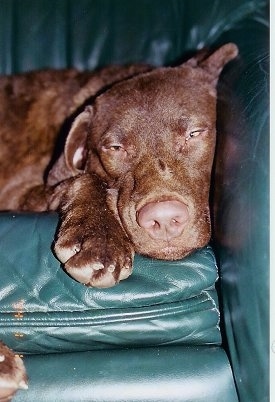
[137,200,189,241]
[150,221,160,229]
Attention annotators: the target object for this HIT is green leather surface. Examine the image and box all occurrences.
[0,213,220,354]
[0,0,269,401]
[0,0,267,74]
[212,6,269,402]
[13,346,238,402]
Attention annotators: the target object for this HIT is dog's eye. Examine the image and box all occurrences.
[186,129,205,141]
[109,145,123,151]
[103,144,124,152]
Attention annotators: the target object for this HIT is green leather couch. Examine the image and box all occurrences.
[0,1,269,401]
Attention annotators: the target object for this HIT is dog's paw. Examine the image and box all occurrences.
[0,342,28,401]
[54,223,134,288]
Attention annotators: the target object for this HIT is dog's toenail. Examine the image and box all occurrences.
[74,244,81,253]
[93,263,104,270]
[108,265,115,272]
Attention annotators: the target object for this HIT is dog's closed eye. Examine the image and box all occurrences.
[185,129,207,141]
[103,144,125,152]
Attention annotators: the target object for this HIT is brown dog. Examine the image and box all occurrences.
[0,43,238,288]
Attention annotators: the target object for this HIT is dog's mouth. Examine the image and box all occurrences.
[150,244,196,260]
[131,229,209,260]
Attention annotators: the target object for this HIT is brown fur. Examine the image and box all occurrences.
[0,65,151,210]
[0,44,238,289]
[0,342,27,400]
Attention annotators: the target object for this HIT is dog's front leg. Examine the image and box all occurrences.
[49,174,134,288]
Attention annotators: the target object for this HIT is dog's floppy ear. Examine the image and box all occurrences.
[47,106,92,186]
[64,105,93,174]
[186,43,238,84]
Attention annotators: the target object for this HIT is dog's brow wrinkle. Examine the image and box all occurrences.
[158,159,166,171]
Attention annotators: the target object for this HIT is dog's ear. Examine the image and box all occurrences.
[64,106,93,174]
[186,43,238,84]
[47,106,92,186]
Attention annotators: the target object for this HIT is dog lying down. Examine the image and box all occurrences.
[0,45,238,397]
[0,43,238,289]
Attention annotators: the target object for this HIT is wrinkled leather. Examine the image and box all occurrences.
[0,213,220,354]
[0,0,269,401]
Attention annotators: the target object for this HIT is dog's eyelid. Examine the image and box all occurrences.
[186,129,207,140]
[101,143,125,152]
[100,131,126,151]
[110,145,124,151]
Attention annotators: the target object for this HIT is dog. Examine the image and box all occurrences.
[0,43,238,399]
[0,43,238,289]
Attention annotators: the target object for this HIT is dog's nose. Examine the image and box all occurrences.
[137,200,189,241]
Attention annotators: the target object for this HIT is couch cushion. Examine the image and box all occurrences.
[0,213,221,353]
[13,346,238,402]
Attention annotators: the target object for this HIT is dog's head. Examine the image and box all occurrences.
[49,43,238,260]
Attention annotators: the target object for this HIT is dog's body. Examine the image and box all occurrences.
[0,44,238,397]
[0,65,151,211]
[0,44,238,289]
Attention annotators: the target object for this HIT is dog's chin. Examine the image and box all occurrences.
[135,244,197,261]
[121,214,211,261]
[131,233,211,261]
